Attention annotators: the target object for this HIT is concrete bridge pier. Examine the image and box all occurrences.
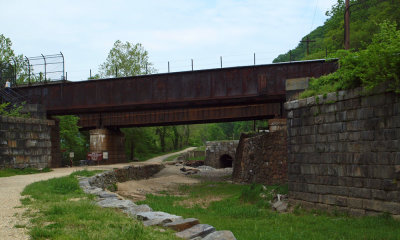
[89,128,126,164]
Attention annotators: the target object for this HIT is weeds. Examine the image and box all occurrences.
[140,182,400,240]
[20,171,178,240]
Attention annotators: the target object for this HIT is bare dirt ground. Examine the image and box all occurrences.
[117,147,233,202]
[0,147,195,240]
[117,163,201,201]
[118,147,200,201]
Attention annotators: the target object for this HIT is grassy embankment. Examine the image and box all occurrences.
[140,182,400,240]
[0,167,51,178]
[20,170,178,240]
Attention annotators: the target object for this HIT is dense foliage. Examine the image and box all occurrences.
[273,0,400,62]
[55,115,89,165]
[301,21,400,97]
[0,102,29,117]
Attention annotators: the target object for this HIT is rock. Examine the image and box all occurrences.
[164,218,200,231]
[175,224,215,239]
[202,230,237,240]
[97,191,118,198]
[79,179,90,188]
[136,211,181,222]
[97,198,136,209]
[180,166,200,175]
[123,204,152,217]
[272,200,288,212]
[197,165,216,171]
[143,218,174,226]
[84,187,103,195]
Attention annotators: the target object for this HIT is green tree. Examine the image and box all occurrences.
[273,0,400,63]
[55,116,88,165]
[99,40,155,77]
[301,21,400,97]
[0,34,29,84]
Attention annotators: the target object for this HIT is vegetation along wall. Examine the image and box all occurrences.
[0,115,54,169]
[285,87,400,216]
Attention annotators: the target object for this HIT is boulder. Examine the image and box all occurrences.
[175,224,215,239]
[164,218,200,231]
[84,187,103,195]
[123,204,152,217]
[136,211,181,222]
[272,200,288,212]
[143,218,174,227]
[203,230,237,240]
[97,198,136,209]
[97,191,118,199]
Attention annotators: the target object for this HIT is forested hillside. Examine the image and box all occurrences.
[273,0,400,62]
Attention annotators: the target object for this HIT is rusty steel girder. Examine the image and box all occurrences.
[77,103,281,129]
[15,59,338,116]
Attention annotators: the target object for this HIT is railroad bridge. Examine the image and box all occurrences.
[13,59,338,165]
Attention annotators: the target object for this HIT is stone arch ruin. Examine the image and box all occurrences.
[204,140,238,168]
[219,154,233,168]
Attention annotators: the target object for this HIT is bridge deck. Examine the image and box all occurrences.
[15,59,337,128]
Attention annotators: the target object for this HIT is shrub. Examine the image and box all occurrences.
[301,21,400,98]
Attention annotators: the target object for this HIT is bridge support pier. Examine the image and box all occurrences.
[89,128,126,164]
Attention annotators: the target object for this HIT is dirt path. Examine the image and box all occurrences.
[145,147,196,163]
[0,147,196,240]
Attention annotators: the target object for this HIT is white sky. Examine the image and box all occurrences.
[1,0,337,81]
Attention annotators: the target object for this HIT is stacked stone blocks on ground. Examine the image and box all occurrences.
[285,87,400,216]
[233,131,287,185]
[0,115,54,169]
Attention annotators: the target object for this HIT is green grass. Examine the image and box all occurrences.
[0,167,51,178]
[187,156,205,161]
[139,182,400,240]
[70,169,104,177]
[20,171,178,240]
[194,145,206,151]
[163,153,181,162]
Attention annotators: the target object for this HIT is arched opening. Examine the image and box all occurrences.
[219,154,233,168]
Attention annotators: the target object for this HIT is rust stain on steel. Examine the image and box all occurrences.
[77,103,281,129]
[15,59,338,115]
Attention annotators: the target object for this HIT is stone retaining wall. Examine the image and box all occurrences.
[0,115,53,169]
[88,164,165,189]
[285,87,400,216]
[233,131,287,185]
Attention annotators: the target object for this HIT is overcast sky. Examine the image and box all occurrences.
[1,0,337,81]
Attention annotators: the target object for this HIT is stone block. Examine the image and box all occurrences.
[348,187,371,199]
[363,199,400,215]
[357,108,374,119]
[361,94,386,107]
[164,218,200,232]
[202,231,236,240]
[176,224,215,240]
[347,197,363,209]
[371,189,387,200]
[136,211,181,222]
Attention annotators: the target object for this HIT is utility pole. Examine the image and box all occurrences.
[300,36,315,56]
[344,0,350,49]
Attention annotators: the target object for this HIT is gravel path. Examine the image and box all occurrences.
[0,147,196,240]
[145,147,196,163]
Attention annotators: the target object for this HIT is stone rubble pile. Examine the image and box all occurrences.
[78,168,236,240]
